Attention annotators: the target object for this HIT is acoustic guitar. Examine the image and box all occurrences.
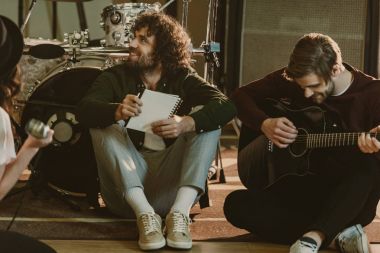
[238,98,378,192]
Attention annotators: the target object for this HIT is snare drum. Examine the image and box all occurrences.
[100,3,160,47]
[20,56,108,196]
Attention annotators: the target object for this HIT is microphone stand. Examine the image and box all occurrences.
[20,0,38,33]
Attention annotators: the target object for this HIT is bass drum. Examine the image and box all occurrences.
[21,56,107,197]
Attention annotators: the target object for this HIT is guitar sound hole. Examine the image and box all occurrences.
[289,128,308,157]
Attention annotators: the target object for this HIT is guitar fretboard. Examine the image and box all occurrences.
[295,132,379,148]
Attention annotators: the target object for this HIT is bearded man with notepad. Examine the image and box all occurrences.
[77,12,236,251]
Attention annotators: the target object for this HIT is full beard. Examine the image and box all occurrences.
[126,53,158,72]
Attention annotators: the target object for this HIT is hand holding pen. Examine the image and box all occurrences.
[114,93,143,121]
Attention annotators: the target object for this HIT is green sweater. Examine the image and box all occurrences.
[77,64,236,149]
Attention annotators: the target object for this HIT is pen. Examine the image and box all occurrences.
[137,90,144,98]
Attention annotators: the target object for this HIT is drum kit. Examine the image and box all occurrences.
[12,0,222,200]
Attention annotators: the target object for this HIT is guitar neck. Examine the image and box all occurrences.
[299,132,379,148]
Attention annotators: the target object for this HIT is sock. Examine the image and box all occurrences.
[170,186,198,216]
[125,187,155,216]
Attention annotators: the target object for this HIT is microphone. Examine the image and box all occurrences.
[28,44,65,59]
[25,119,50,139]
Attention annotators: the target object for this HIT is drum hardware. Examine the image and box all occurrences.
[110,11,122,25]
[63,29,90,63]
[159,0,176,11]
[20,0,37,33]
[181,0,191,29]
[100,3,161,47]
[191,42,220,56]
[61,30,130,65]
[201,41,221,68]
[64,29,89,48]
[199,0,225,185]
[58,47,129,70]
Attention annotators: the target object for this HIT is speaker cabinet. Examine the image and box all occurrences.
[240,0,367,84]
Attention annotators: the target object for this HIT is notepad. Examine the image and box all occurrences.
[126,89,182,133]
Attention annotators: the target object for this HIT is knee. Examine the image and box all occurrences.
[196,128,221,140]
[223,190,246,226]
[90,125,131,149]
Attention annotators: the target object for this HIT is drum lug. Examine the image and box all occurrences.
[103,57,115,69]
[27,82,38,97]
[110,11,122,25]
[112,31,122,44]
[33,79,41,87]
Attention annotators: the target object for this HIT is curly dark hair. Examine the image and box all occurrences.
[0,66,21,110]
[132,12,192,73]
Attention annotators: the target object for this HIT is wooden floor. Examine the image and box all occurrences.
[43,240,380,253]
[32,131,380,252]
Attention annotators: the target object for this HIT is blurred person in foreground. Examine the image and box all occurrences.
[0,15,55,253]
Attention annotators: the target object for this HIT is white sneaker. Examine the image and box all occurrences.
[137,212,166,250]
[290,238,318,253]
[165,211,192,249]
[336,224,371,253]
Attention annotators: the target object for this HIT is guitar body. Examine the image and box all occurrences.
[238,98,341,192]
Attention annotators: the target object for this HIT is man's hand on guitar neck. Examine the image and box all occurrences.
[261,117,298,148]
[358,125,380,154]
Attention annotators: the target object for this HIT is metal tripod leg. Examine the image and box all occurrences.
[215,140,226,183]
[209,140,226,183]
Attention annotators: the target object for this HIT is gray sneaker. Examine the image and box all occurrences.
[165,211,192,249]
[290,239,318,253]
[336,224,371,253]
[137,212,165,251]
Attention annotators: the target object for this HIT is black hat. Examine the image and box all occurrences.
[0,15,24,80]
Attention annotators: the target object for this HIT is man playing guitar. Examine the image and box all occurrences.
[224,33,380,253]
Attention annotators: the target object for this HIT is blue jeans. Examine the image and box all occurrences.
[90,124,220,217]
